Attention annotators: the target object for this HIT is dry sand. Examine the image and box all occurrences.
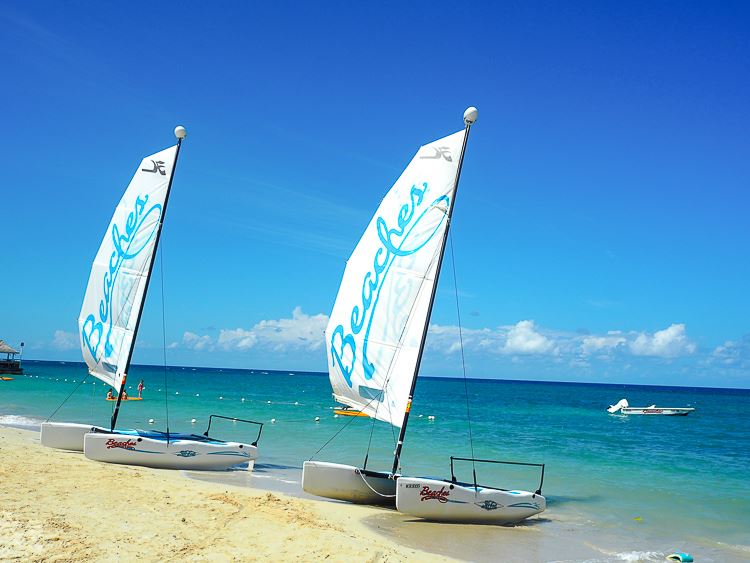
[0,426,453,562]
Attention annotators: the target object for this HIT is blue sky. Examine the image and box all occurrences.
[1,1,748,388]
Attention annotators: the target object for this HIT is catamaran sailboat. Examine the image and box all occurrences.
[40,127,262,470]
[303,108,546,523]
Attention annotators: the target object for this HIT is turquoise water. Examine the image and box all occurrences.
[2,360,749,561]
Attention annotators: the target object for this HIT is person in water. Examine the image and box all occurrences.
[137,379,144,399]
[106,389,113,400]
[122,389,128,400]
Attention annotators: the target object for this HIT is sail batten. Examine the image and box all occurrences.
[78,146,178,390]
[325,130,466,428]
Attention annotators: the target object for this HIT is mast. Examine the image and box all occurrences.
[110,126,187,431]
[391,107,477,475]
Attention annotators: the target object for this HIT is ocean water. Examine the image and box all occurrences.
[2,360,749,562]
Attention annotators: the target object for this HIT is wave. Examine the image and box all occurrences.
[0,414,44,429]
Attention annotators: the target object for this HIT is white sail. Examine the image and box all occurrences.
[326,130,466,428]
[78,146,177,390]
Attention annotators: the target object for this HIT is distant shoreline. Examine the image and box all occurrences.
[17,358,750,391]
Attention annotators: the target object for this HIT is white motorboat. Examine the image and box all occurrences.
[607,398,695,416]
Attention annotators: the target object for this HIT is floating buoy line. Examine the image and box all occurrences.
[22,373,440,426]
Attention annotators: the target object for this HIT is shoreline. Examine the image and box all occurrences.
[0,424,636,563]
[1,414,748,562]
[0,425,451,562]
[3,423,600,563]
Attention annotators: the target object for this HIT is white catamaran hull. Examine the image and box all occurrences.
[396,477,546,524]
[302,461,396,505]
[84,432,257,470]
[40,422,107,451]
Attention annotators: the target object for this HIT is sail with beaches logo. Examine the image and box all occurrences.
[326,130,466,428]
[78,146,177,392]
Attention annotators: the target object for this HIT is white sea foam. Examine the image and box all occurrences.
[0,414,44,429]
[613,552,663,562]
[550,553,664,563]
[594,548,664,562]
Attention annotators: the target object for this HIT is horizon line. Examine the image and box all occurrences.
[20,358,749,392]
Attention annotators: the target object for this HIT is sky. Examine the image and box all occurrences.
[1,1,748,388]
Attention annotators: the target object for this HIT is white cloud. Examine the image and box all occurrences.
[711,337,750,367]
[219,307,328,351]
[51,330,77,351]
[182,331,214,351]
[427,324,491,354]
[427,321,700,363]
[170,311,707,373]
[503,320,556,355]
[176,307,329,353]
[581,332,627,355]
[217,328,257,350]
[629,323,696,358]
[429,321,559,357]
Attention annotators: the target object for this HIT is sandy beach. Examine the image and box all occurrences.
[0,426,451,562]
[3,416,747,563]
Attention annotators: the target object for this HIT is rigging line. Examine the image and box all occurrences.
[107,228,154,361]
[73,238,153,414]
[356,471,396,497]
[319,230,439,464]
[309,390,385,460]
[45,373,89,422]
[367,365,396,454]
[89,374,102,420]
[383,241,445,471]
[448,231,477,486]
[64,236,150,420]
[159,240,170,441]
[308,407,362,460]
[375,240,445,457]
[363,389,383,466]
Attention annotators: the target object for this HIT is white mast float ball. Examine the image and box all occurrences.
[148,418,155,424]
[174,125,187,139]
[463,107,478,125]
[314,417,320,422]
[191,418,197,424]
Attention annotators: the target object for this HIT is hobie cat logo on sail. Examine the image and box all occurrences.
[330,182,450,390]
[420,146,452,162]
[81,195,162,368]
[141,160,167,175]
